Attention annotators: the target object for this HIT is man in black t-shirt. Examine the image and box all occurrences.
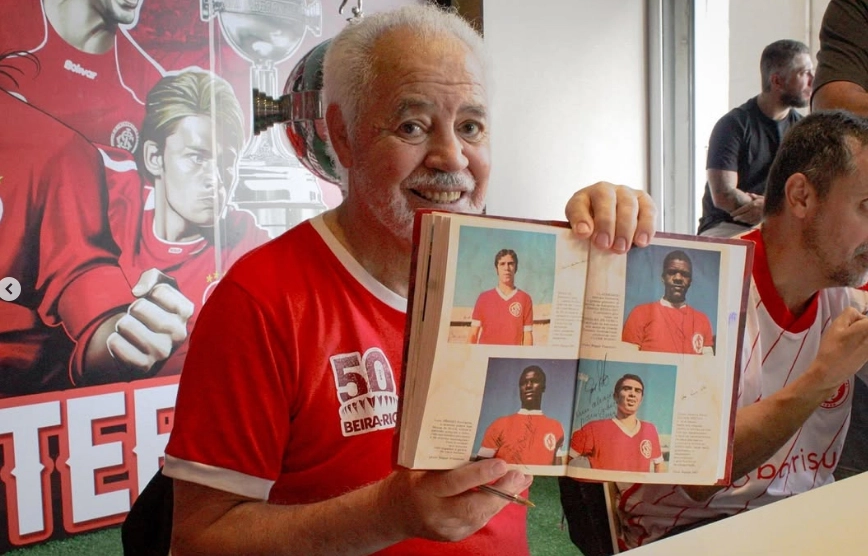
[698,39,814,237]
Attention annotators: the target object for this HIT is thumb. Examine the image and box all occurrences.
[435,459,510,497]
[132,268,177,298]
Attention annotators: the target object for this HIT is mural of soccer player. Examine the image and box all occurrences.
[569,374,664,473]
[0,67,192,396]
[469,248,534,345]
[476,365,565,466]
[0,0,164,152]
[102,69,270,375]
[622,249,715,355]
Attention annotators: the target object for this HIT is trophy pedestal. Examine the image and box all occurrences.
[234,160,326,238]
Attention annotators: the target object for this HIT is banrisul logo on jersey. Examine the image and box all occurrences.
[331,348,399,437]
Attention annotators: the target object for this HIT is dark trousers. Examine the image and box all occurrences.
[557,478,614,556]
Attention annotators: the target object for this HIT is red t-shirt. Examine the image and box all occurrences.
[570,418,663,472]
[164,216,529,555]
[0,0,163,151]
[471,288,534,345]
[622,301,714,354]
[0,91,133,395]
[479,410,565,465]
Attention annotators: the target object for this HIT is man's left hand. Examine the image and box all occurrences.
[730,193,763,225]
[565,182,657,253]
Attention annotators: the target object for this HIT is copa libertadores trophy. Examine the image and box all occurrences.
[201,0,326,237]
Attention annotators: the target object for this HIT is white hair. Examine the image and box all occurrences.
[322,3,490,187]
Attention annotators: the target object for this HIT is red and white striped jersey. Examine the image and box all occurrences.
[617,227,868,548]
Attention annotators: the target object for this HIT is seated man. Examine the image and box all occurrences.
[610,111,868,549]
[698,40,812,237]
[160,5,657,555]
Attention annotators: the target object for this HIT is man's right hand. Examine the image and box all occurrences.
[810,307,868,396]
[381,459,532,543]
[107,268,194,373]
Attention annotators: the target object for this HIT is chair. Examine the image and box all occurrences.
[121,468,173,556]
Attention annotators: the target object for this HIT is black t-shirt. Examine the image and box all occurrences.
[698,96,801,234]
[814,0,868,96]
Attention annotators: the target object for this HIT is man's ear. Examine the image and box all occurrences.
[143,140,163,178]
[326,103,353,169]
[770,72,784,92]
[784,172,815,219]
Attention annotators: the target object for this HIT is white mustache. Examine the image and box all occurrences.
[405,171,476,189]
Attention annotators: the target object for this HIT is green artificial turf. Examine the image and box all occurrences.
[6,477,581,556]
[5,527,122,556]
[528,476,583,556]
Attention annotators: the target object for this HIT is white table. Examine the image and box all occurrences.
[624,472,868,555]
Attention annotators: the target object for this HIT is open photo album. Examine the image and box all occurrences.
[397,211,754,485]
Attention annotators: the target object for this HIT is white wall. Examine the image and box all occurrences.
[694,0,830,229]
[727,0,829,109]
[483,0,648,221]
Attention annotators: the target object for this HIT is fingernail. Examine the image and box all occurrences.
[491,460,508,475]
[613,237,628,253]
[594,233,611,249]
[636,233,650,247]
[573,222,591,236]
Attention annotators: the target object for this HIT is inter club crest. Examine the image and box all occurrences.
[639,439,653,459]
[509,301,523,318]
[692,333,704,354]
[111,120,139,152]
[821,380,850,410]
[543,432,557,451]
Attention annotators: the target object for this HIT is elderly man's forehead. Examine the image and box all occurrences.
[371,27,485,78]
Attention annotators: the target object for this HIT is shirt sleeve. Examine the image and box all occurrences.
[622,305,644,346]
[41,135,134,339]
[569,423,593,459]
[815,0,868,93]
[648,423,663,461]
[700,312,715,348]
[471,292,484,326]
[164,278,293,500]
[480,418,503,452]
[523,292,534,330]
[706,112,745,172]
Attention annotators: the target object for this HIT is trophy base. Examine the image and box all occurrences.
[233,163,326,237]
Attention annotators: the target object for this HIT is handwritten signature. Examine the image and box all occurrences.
[680,384,708,400]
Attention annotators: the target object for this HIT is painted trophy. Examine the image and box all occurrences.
[201,0,327,236]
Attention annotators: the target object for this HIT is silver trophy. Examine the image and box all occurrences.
[201,0,326,237]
